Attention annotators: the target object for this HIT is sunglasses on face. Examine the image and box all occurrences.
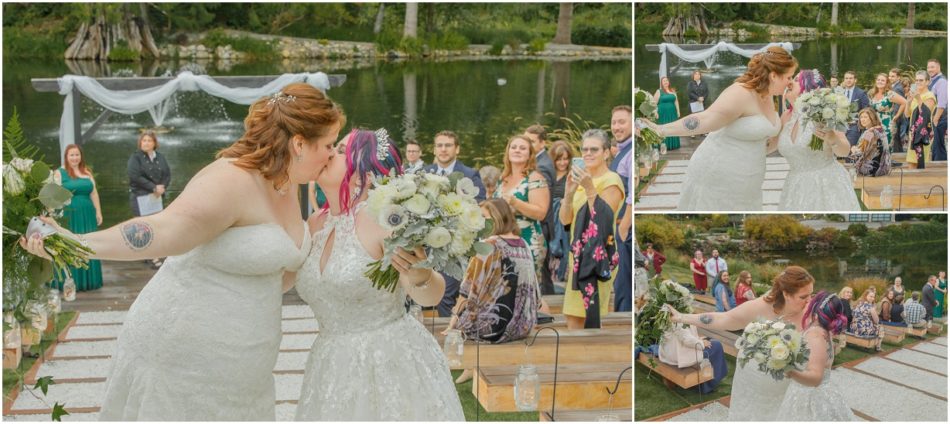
[581,147,602,153]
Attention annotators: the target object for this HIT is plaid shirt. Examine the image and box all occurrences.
[903,300,925,324]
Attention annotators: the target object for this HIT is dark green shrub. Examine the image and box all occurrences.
[108,39,139,62]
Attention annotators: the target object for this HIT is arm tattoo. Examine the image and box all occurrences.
[121,221,154,250]
[683,117,700,131]
[699,314,713,325]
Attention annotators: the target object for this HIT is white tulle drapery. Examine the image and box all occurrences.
[56,71,331,154]
[658,41,796,78]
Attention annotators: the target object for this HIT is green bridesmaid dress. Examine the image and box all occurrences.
[52,168,103,291]
[657,90,681,150]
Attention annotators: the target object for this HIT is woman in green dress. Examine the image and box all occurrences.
[935,271,947,318]
[53,144,103,291]
[655,76,681,150]
[868,73,907,151]
[495,135,550,279]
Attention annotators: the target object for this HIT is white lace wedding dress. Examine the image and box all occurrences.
[776,327,857,421]
[778,115,861,211]
[726,317,793,421]
[293,208,465,421]
[99,223,311,420]
[677,114,781,211]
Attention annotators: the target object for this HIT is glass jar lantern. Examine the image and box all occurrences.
[47,289,62,314]
[514,364,541,411]
[409,304,424,324]
[63,277,77,302]
[442,329,464,368]
[27,301,47,331]
[3,313,20,349]
[880,185,894,209]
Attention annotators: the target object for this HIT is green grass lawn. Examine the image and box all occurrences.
[451,370,538,421]
[3,311,76,400]
[634,354,736,421]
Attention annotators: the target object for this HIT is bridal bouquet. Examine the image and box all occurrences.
[794,87,858,151]
[634,88,663,152]
[735,319,810,381]
[635,278,694,348]
[3,134,93,283]
[364,171,494,292]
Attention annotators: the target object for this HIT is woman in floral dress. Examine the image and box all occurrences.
[494,135,550,278]
[868,73,907,151]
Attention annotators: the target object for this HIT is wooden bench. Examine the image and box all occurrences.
[545,295,563,315]
[881,325,906,344]
[927,323,945,335]
[905,325,928,338]
[428,312,632,340]
[473,362,631,412]
[451,328,631,370]
[636,352,712,389]
[696,327,739,357]
[845,333,879,349]
[694,293,716,306]
[540,408,633,422]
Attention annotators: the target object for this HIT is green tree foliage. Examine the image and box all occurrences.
[743,215,812,250]
[635,215,686,251]
[636,2,946,33]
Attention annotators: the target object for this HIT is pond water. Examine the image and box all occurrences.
[2,57,631,227]
[635,35,947,110]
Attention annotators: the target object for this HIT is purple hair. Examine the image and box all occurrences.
[798,69,825,94]
[337,128,403,214]
[802,290,848,335]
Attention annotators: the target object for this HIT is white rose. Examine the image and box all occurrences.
[835,108,850,121]
[392,178,418,200]
[753,352,768,364]
[744,322,757,334]
[771,343,790,361]
[449,233,473,256]
[808,96,822,106]
[836,96,851,108]
[367,185,398,215]
[426,227,452,248]
[821,107,835,119]
[771,321,786,330]
[404,194,431,215]
[460,206,485,232]
[767,357,788,371]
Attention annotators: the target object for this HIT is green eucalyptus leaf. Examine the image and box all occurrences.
[477,219,495,239]
[38,183,73,210]
[30,161,51,183]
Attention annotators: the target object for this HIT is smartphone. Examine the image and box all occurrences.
[572,157,586,170]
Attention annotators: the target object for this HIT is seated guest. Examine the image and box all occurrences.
[889,293,905,325]
[903,292,928,329]
[834,286,855,353]
[879,288,906,327]
[444,198,540,383]
[734,271,756,306]
[889,276,906,298]
[712,271,736,312]
[658,313,727,393]
[849,288,883,351]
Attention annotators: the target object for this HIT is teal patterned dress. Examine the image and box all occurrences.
[657,90,681,150]
[52,168,103,291]
[494,176,548,278]
[870,91,897,148]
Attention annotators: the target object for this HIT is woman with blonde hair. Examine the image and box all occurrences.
[734,270,756,305]
[23,82,346,420]
[867,72,907,146]
[495,134,550,278]
[849,288,883,351]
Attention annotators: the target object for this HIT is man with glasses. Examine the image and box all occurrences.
[842,71,871,147]
[609,105,633,312]
[926,59,947,161]
[425,130,487,317]
[402,139,426,174]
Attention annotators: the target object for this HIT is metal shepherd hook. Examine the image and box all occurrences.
[524,326,560,420]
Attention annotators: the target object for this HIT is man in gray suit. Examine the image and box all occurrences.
[842,70,871,146]
[525,124,557,295]
[922,275,938,325]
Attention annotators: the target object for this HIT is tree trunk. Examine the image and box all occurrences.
[373,3,385,35]
[404,3,418,38]
[906,3,915,30]
[64,4,160,61]
[831,2,839,26]
[426,3,436,34]
[553,3,573,44]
